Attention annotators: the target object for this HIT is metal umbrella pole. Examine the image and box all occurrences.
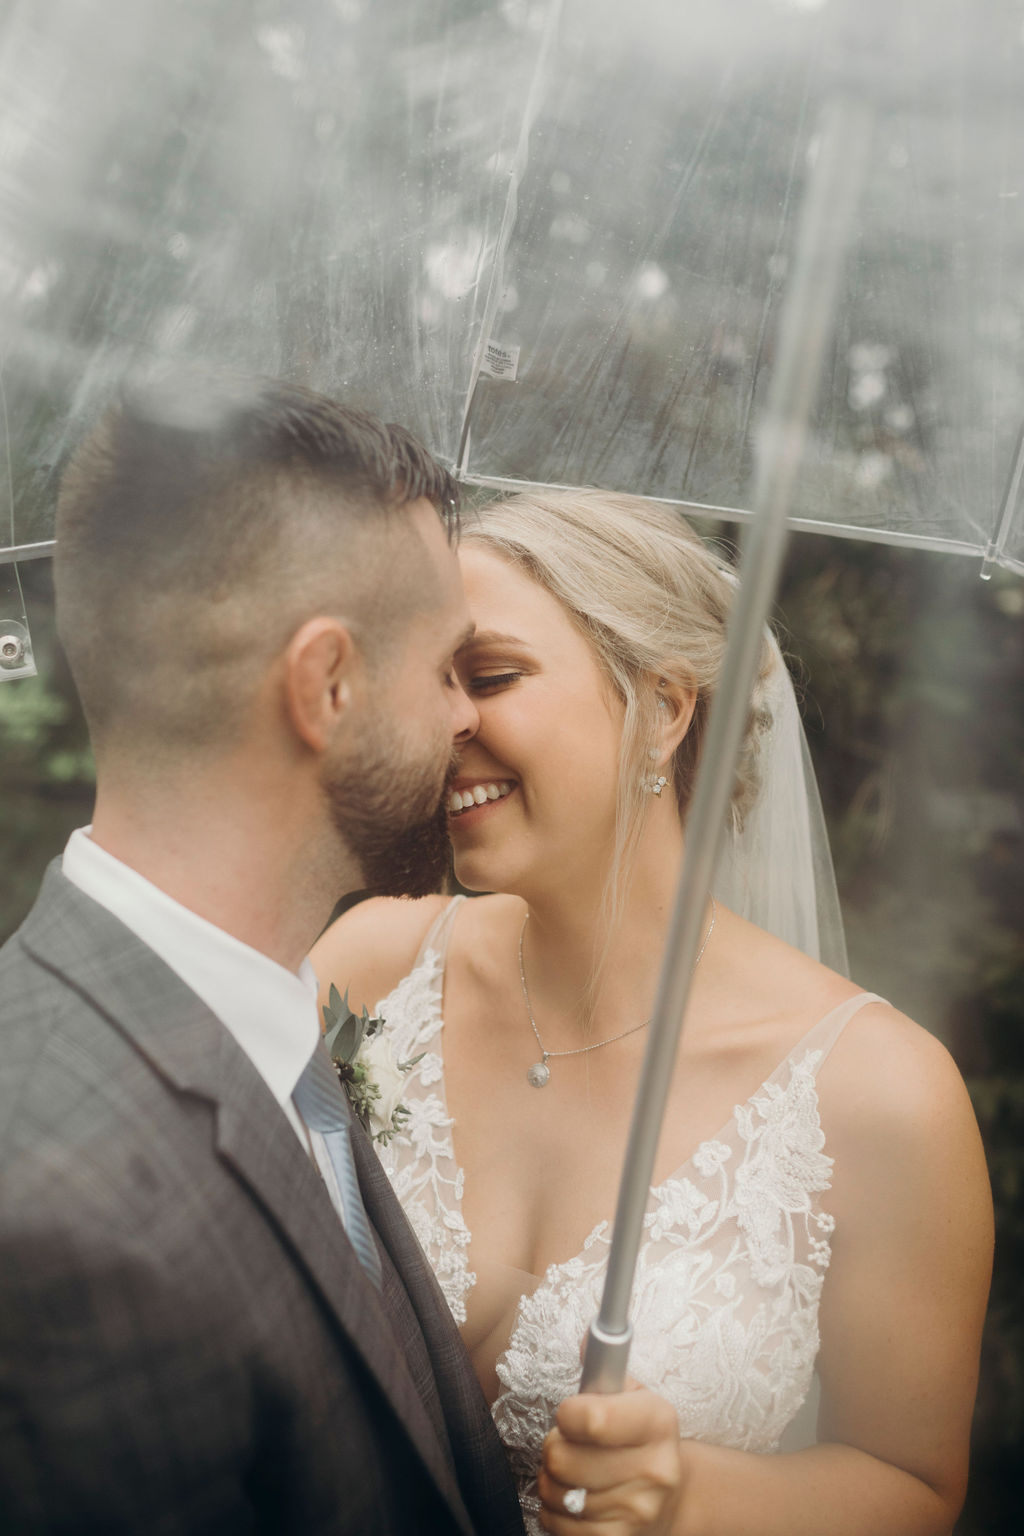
[579,94,873,1394]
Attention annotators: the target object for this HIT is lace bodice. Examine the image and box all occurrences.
[376,898,880,1534]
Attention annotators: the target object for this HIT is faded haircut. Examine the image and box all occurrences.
[55,371,459,759]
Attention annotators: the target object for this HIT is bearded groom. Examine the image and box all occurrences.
[0,373,524,1536]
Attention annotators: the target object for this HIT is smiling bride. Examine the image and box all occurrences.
[311,488,992,1536]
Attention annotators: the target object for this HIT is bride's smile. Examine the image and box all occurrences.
[448,779,516,817]
[450,545,630,903]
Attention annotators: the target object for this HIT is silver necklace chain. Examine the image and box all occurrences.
[518,896,717,1088]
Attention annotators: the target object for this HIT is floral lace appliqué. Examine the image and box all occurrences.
[490,1050,836,1534]
[374,949,476,1323]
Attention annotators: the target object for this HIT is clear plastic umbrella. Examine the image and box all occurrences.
[2,0,1021,576]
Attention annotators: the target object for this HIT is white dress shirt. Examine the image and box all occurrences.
[61,827,348,1223]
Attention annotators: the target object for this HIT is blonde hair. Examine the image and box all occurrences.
[464,488,774,929]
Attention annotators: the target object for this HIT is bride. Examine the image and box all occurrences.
[311,488,992,1535]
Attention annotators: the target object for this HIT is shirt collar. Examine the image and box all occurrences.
[61,827,319,1112]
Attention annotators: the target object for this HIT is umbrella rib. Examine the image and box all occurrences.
[453,0,565,477]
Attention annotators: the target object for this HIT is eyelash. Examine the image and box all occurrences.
[469,671,522,693]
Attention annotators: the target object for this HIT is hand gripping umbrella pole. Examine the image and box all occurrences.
[579,95,872,1395]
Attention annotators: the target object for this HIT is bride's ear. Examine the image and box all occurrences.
[649,673,697,766]
[283,617,361,752]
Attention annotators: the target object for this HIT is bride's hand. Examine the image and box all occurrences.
[537,1384,685,1535]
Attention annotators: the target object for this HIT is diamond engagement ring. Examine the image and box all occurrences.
[562,1486,587,1516]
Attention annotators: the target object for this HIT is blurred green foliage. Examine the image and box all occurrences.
[1,560,95,937]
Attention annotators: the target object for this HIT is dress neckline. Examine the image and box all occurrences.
[411,898,882,1286]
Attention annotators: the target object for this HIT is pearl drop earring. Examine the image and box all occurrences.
[646,692,669,788]
[645,688,670,789]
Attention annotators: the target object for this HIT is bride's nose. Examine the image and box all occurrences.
[451,678,480,743]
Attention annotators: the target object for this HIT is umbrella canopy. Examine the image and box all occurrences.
[0,0,1022,572]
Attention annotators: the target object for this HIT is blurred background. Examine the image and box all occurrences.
[2,0,1022,1526]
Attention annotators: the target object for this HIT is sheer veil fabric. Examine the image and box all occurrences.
[712,632,848,975]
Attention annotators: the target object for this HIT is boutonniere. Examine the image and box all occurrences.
[322,984,422,1147]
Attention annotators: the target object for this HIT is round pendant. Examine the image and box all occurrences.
[526,1060,550,1088]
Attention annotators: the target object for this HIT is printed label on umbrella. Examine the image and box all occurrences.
[480,341,520,381]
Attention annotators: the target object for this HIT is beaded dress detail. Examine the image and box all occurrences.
[375,898,881,1535]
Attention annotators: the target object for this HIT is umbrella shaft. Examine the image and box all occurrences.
[582,93,873,1388]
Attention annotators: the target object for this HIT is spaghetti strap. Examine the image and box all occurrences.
[803,990,888,1071]
[414,893,466,971]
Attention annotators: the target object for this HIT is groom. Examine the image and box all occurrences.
[0,374,524,1534]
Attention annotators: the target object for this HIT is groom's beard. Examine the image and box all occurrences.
[323,719,456,899]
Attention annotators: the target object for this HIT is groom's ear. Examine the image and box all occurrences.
[282,616,360,753]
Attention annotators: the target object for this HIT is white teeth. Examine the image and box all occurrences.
[448,781,514,816]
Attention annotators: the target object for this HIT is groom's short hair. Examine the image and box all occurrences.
[55,371,459,759]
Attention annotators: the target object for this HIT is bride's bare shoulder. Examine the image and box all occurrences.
[824,990,979,1150]
[728,908,963,1095]
[729,912,986,1216]
[716,910,972,1115]
[717,906,862,1022]
[309,891,519,1014]
[309,894,450,1015]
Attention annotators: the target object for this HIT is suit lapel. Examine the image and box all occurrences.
[350,1060,526,1535]
[18,864,476,1536]
[211,1061,474,1531]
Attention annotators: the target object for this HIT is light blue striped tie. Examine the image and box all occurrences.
[292,1042,383,1289]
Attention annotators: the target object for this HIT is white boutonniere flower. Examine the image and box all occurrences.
[322,984,422,1147]
[358,1030,410,1141]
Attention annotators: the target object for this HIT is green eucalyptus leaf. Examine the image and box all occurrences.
[322,981,350,1036]
[335,1013,362,1063]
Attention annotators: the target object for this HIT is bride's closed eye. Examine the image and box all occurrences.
[469,670,523,693]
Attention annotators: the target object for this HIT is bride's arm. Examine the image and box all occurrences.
[538,1008,993,1536]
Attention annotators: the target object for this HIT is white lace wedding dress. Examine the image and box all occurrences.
[376,898,879,1534]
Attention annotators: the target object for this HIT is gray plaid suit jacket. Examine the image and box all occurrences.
[0,863,525,1536]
